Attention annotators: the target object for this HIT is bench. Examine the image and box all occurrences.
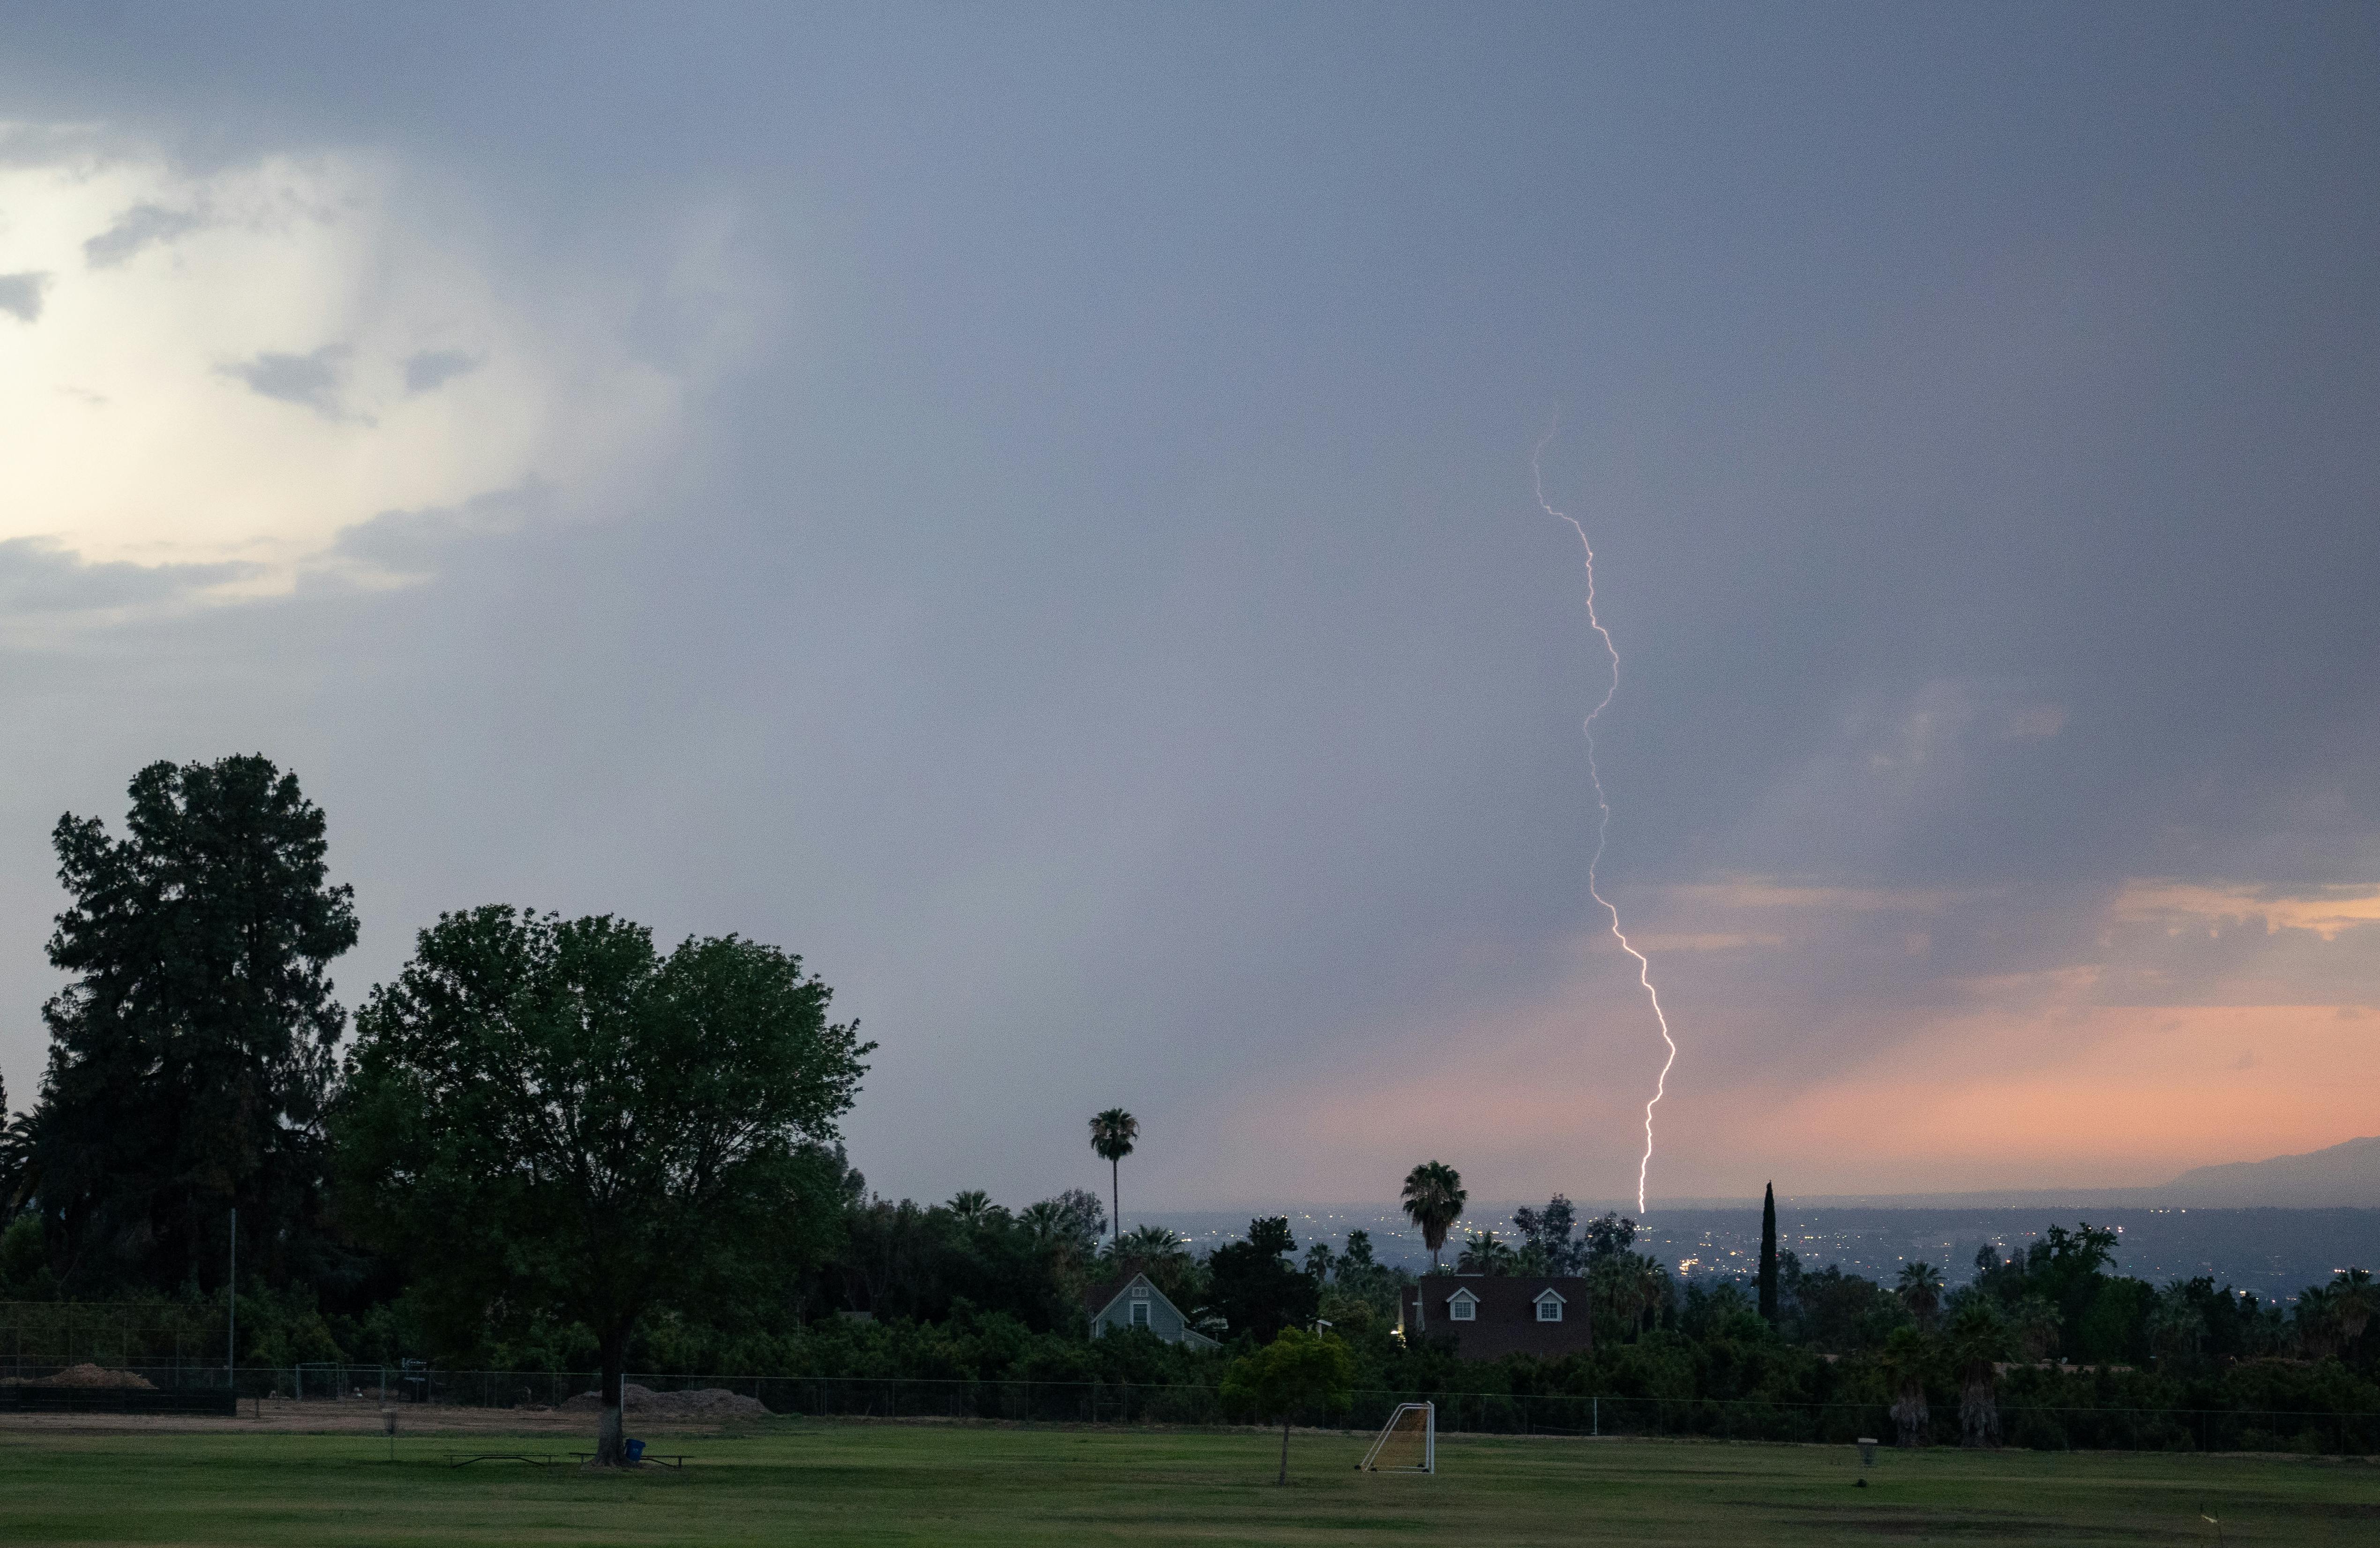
[446,1452,559,1468]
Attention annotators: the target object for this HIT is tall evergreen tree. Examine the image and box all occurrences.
[1759,1181,1780,1325]
[32,756,357,1293]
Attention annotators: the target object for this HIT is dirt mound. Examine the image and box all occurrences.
[560,1383,769,1420]
[16,1363,158,1390]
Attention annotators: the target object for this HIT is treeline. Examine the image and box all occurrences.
[1,757,2375,1452]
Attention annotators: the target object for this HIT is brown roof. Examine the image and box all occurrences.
[1399,1275,1594,1361]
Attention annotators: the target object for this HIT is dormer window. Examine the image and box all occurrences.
[1447,1288,1478,1322]
[1130,1283,1151,1298]
[1534,1290,1565,1323]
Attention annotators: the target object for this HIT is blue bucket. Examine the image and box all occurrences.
[624,1438,645,1464]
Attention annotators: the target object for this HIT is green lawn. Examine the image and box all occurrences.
[1,1420,2373,1546]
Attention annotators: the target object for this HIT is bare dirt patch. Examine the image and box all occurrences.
[560,1384,770,1420]
[0,1363,158,1390]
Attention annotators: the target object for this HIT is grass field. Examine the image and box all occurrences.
[2,1418,2374,1545]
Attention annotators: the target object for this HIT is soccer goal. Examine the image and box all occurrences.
[1358,1401,1435,1473]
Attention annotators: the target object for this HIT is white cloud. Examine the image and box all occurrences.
[0,127,743,614]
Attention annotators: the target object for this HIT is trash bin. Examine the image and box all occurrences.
[624,1438,646,1464]
[1856,1437,1877,1466]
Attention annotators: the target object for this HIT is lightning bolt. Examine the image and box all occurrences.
[1534,427,1677,1215]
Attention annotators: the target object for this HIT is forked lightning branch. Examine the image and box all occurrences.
[1534,430,1681,1215]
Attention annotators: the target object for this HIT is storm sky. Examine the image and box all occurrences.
[3,5,2375,1211]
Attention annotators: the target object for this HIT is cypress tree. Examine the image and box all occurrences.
[1758,1180,1780,1324]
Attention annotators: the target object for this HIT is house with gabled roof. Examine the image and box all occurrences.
[1398,1274,1594,1360]
[1083,1270,1220,1350]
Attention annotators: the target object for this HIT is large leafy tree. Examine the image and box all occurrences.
[1205,1216,1317,1343]
[1399,1161,1466,1272]
[34,756,357,1293]
[1582,1211,1636,1262]
[1512,1195,1587,1275]
[333,908,870,1465]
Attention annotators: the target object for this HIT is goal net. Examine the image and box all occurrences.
[1359,1402,1435,1473]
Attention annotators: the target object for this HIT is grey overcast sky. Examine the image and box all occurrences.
[2,3,2376,1212]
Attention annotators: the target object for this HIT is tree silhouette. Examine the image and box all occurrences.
[1088,1108,1138,1247]
[36,755,357,1294]
[1758,1183,1779,1325]
[1220,1327,1354,1483]
[1400,1161,1466,1272]
[1895,1262,1945,1329]
[335,909,869,1465]
[1947,1299,2012,1446]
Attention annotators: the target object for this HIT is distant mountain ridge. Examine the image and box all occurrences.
[1166,1140,2380,1221]
[2158,1135,2380,1208]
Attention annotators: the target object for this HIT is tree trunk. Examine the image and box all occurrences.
[593,1327,630,1466]
[1112,1159,1121,1247]
[1278,1414,1290,1485]
[1960,1373,2000,1448]
[1892,1383,1928,1449]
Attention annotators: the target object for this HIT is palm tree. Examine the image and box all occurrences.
[1895,1262,1945,1329]
[1946,1299,2012,1447]
[1108,1222,1187,1266]
[2328,1268,2377,1348]
[1018,1199,1066,1244]
[1626,1253,1673,1337]
[1400,1161,1466,1273]
[2009,1295,2061,1364]
[2293,1284,2342,1361]
[1087,1109,1138,1247]
[947,1189,993,1226]
[1584,1250,1670,1341]
[2146,1282,2207,1365]
[1455,1230,1518,1275]
[1878,1325,1933,1448]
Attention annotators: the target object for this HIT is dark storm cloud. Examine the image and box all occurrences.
[216,345,361,421]
[0,4,2375,1201]
[0,272,48,322]
[0,540,257,615]
[82,203,204,268]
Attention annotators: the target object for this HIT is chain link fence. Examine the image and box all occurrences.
[2,1303,2368,1455]
[13,1365,2343,1456]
